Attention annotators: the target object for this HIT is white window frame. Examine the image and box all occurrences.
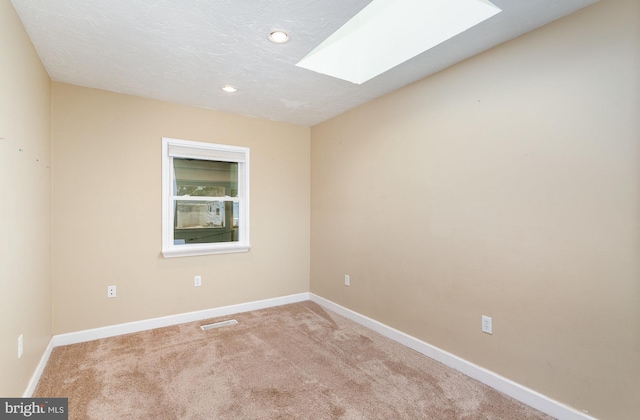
[162,137,250,258]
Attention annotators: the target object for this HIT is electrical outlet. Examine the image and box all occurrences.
[344,274,350,286]
[482,315,492,334]
[194,275,202,287]
[18,335,23,359]
[107,285,117,298]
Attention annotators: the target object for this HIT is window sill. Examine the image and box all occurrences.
[162,243,250,258]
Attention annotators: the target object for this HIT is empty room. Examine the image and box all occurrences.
[1,0,638,418]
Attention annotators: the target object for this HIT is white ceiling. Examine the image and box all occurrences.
[11,0,597,127]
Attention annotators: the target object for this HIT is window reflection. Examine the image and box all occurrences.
[172,158,239,245]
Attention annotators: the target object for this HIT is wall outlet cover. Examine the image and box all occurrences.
[482,315,492,334]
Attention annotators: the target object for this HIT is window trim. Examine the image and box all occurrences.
[162,137,250,258]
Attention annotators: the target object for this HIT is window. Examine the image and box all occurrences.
[162,137,250,257]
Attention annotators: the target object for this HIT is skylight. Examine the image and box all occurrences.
[296,0,502,85]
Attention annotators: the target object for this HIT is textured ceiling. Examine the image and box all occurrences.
[11,0,597,126]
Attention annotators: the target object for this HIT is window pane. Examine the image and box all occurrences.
[175,200,225,229]
[173,200,238,245]
[173,158,238,197]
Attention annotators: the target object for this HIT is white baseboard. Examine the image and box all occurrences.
[24,292,310,396]
[309,293,597,420]
[25,292,597,420]
[53,293,310,347]
[23,338,56,397]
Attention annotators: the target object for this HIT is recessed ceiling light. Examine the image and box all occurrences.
[221,85,237,93]
[268,30,290,44]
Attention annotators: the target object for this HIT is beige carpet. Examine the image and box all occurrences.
[35,301,554,419]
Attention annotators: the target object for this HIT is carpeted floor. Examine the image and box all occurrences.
[35,301,554,419]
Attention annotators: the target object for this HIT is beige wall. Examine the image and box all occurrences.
[52,83,310,334]
[0,1,52,397]
[3,0,637,414]
[310,0,640,418]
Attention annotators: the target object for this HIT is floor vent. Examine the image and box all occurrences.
[200,319,238,331]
